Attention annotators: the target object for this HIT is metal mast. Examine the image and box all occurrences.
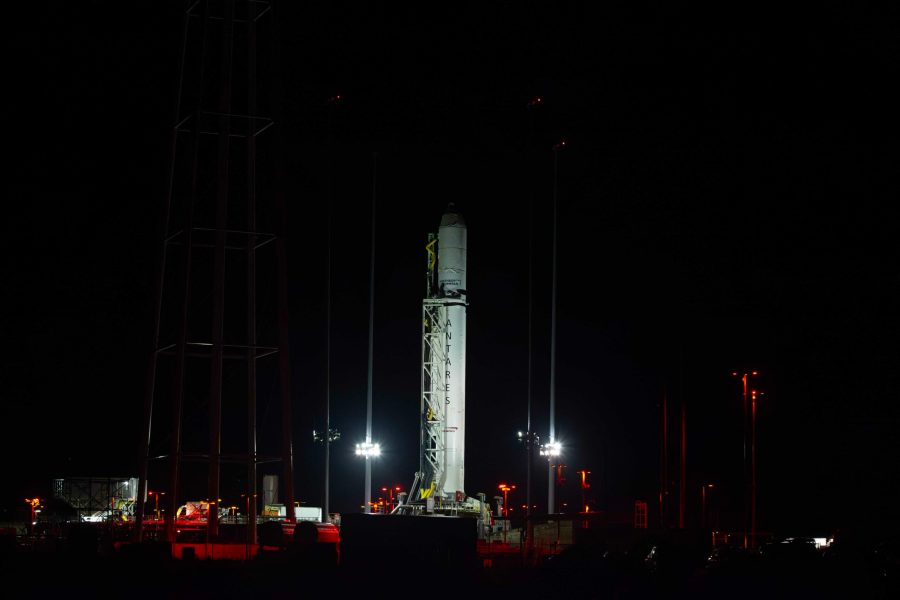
[548,142,562,514]
[321,93,339,523]
[523,96,541,545]
[364,152,377,513]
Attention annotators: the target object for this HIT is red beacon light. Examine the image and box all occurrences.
[527,96,543,107]
[553,139,567,150]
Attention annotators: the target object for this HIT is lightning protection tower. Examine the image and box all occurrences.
[135,0,296,545]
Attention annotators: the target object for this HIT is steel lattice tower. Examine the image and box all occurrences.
[135,0,295,544]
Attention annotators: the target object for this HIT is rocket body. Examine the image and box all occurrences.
[437,207,467,497]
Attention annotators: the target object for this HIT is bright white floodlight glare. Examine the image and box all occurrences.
[540,440,562,457]
[355,441,381,458]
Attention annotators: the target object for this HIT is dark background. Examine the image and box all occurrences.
[4,2,898,535]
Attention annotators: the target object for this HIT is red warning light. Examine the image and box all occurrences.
[527,96,543,107]
[553,139,567,150]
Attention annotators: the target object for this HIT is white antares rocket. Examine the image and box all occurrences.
[434,204,467,497]
[397,204,489,518]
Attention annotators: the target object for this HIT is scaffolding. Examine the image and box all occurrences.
[135,0,295,545]
[52,477,137,522]
[420,300,450,498]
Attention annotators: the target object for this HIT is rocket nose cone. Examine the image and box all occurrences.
[440,202,466,227]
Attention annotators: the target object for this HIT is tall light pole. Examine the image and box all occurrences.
[498,483,516,518]
[540,439,562,517]
[355,442,380,512]
[380,486,401,512]
[148,491,166,521]
[750,388,764,550]
[547,139,565,514]
[323,92,342,525]
[680,401,686,529]
[240,492,256,559]
[577,469,591,514]
[517,430,539,547]
[498,483,516,544]
[360,152,377,514]
[523,95,542,551]
[313,428,340,520]
[701,483,714,528]
[240,492,256,517]
[732,370,758,549]
[660,389,669,528]
[25,498,40,534]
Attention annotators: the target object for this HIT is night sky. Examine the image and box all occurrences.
[5,2,898,535]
